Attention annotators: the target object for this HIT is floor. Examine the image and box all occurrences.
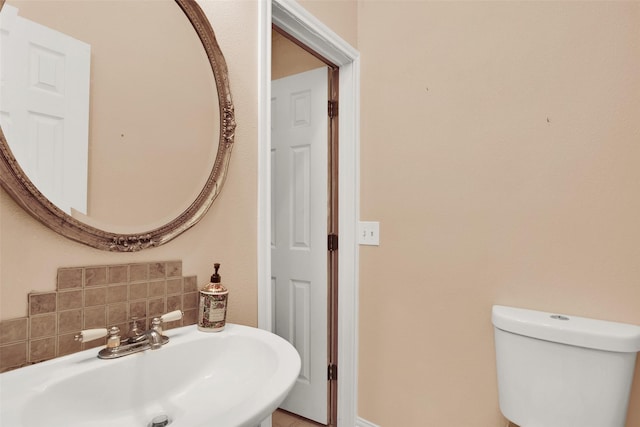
[272,409,325,427]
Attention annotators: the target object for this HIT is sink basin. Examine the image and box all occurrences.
[0,324,300,427]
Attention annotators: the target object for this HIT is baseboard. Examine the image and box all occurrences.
[356,417,380,427]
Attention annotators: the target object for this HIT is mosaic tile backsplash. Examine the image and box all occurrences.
[0,261,198,372]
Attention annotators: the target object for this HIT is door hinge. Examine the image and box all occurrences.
[328,234,338,251]
[328,100,338,118]
[328,363,338,381]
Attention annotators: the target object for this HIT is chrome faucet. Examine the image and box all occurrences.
[75,310,183,359]
[125,317,163,348]
[144,318,164,350]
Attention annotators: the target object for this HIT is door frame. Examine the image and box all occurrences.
[258,1,360,426]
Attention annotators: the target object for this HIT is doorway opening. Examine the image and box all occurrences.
[271,25,339,426]
[258,2,360,426]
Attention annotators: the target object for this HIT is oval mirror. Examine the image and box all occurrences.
[0,0,235,251]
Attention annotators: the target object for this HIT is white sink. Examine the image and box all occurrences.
[0,324,301,427]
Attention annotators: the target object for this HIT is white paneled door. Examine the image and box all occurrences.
[271,67,329,424]
[0,4,90,215]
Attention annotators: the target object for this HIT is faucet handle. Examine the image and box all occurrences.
[151,317,162,329]
[160,310,183,323]
[150,310,183,338]
[106,326,121,349]
[149,317,165,338]
[74,328,108,343]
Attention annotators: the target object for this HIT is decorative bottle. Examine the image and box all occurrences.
[197,263,229,332]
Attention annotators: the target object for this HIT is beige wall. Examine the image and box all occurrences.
[3,1,640,426]
[0,0,258,328]
[358,1,640,426]
[297,0,358,49]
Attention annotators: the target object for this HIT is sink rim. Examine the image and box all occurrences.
[0,323,301,427]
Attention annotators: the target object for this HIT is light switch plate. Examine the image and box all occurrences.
[359,221,380,246]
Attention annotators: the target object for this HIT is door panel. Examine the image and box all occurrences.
[0,4,90,215]
[271,67,328,424]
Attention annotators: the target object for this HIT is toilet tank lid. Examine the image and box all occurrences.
[492,305,640,353]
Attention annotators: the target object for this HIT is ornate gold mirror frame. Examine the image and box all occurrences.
[0,0,235,252]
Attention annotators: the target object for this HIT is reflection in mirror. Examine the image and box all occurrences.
[0,0,235,251]
[1,0,219,230]
[1,2,91,216]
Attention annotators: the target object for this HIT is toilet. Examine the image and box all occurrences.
[492,305,640,427]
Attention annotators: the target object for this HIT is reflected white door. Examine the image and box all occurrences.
[0,4,90,214]
[271,67,328,424]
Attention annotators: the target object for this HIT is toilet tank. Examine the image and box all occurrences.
[492,305,640,427]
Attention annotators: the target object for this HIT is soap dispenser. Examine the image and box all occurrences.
[198,263,229,332]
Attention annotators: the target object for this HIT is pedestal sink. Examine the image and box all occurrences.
[0,324,301,427]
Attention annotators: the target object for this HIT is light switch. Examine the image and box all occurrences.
[359,221,380,246]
